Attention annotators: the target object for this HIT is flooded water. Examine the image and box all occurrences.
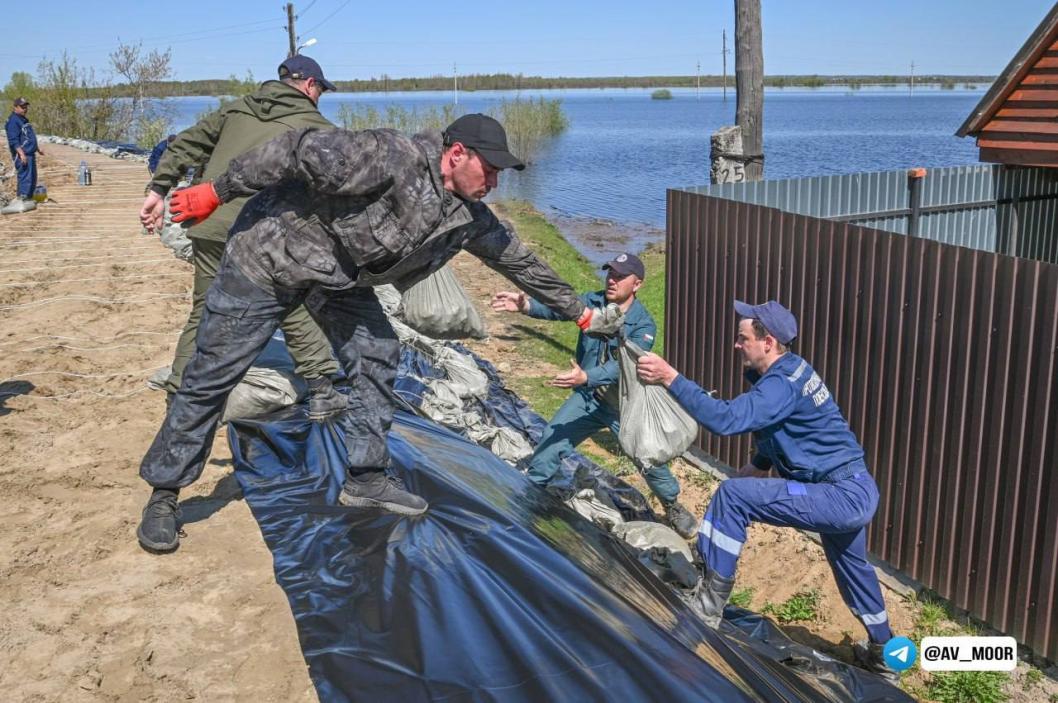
[165,86,986,262]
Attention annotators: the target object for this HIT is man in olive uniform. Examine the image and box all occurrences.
[140,55,342,416]
[137,114,621,553]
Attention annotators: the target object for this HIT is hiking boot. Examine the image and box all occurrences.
[307,376,346,421]
[137,488,181,553]
[695,567,735,628]
[852,640,901,684]
[663,500,698,539]
[338,471,428,516]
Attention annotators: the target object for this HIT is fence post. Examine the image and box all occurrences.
[907,168,926,237]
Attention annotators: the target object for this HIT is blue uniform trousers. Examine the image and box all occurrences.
[15,154,36,198]
[699,469,893,643]
[527,389,681,504]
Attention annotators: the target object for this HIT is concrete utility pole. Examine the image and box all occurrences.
[722,29,728,103]
[734,0,763,181]
[696,61,701,99]
[286,3,297,59]
[711,1,763,183]
[454,63,459,105]
[910,60,915,95]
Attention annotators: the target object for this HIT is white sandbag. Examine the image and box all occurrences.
[373,284,403,315]
[158,187,193,262]
[565,489,625,531]
[613,520,694,563]
[221,366,306,423]
[617,341,698,469]
[401,264,487,340]
[1,198,36,215]
[435,346,489,399]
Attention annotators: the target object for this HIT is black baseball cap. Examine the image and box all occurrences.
[603,253,646,280]
[13,97,29,107]
[278,55,336,92]
[443,113,525,171]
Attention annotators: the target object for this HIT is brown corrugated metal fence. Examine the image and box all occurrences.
[666,188,1058,661]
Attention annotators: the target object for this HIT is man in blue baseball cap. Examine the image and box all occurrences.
[637,299,900,682]
[492,252,698,539]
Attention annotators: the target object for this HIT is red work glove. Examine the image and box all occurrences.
[170,182,221,224]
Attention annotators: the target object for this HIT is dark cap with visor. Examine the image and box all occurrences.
[443,113,525,171]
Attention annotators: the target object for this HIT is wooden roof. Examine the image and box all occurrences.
[958,2,1058,166]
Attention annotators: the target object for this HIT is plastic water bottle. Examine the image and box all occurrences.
[78,160,87,186]
[85,165,92,186]
[32,185,47,203]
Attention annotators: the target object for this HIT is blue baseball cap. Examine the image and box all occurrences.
[734,299,798,344]
[278,55,336,92]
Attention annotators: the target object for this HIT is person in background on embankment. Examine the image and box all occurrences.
[148,134,176,175]
[6,97,43,205]
[139,55,343,420]
[491,252,698,539]
[636,299,900,682]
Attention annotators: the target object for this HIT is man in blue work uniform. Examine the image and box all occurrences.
[492,253,698,539]
[637,299,899,681]
[5,97,43,204]
[148,134,176,175]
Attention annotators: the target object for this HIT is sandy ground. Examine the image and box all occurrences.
[0,145,315,702]
[1,145,1054,702]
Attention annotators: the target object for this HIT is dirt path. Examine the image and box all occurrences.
[0,145,314,702]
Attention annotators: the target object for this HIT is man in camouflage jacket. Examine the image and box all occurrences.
[138,114,617,553]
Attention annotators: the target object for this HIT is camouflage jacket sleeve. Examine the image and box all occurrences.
[464,208,586,320]
[212,128,392,202]
[149,107,226,196]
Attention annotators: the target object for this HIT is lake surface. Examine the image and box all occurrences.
[163,86,986,258]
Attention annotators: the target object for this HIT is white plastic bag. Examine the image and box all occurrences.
[401,264,487,340]
[617,341,698,468]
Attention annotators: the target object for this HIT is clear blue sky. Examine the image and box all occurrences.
[1,0,1054,83]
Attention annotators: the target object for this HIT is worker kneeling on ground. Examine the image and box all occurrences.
[135,114,621,553]
[491,252,697,538]
[636,299,900,682]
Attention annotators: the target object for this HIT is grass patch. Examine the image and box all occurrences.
[762,589,822,624]
[924,671,1009,703]
[1023,668,1043,690]
[729,587,755,609]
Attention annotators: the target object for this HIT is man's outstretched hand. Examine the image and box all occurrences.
[170,182,220,225]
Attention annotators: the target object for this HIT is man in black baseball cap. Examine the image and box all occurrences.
[443,113,525,171]
[6,96,42,204]
[278,54,337,92]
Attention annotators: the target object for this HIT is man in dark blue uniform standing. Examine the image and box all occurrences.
[5,97,43,204]
[637,299,899,682]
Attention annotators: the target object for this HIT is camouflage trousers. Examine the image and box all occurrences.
[141,253,400,489]
[162,237,339,395]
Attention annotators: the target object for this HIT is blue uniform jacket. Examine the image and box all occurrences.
[668,352,865,483]
[527,290,657,391]
[148,138,170,174]
[6,112,37,156]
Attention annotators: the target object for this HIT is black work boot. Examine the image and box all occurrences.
[307,376,346,421]
[137,488,181,553]
[338,471,428,515]
[662,500,698,540]
[852,640,901,684]
[696,568,735,628]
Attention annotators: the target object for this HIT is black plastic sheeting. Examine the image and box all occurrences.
[396,342,657,523]
[227,337,913,702]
